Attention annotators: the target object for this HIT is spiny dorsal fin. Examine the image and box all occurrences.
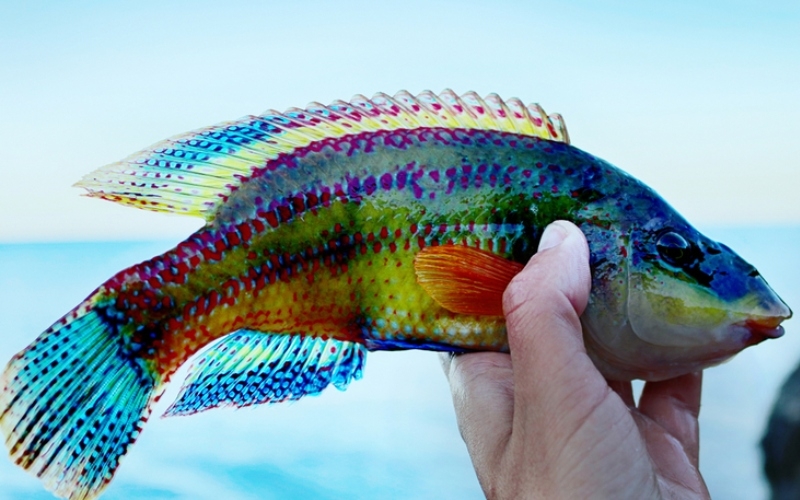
[75,90,570,219]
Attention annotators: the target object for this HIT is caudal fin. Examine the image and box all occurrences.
[0,296,163,500]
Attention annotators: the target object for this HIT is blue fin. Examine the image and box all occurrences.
[164,331,367,417]
[0,297,163,500]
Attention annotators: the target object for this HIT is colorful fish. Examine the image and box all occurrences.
[0,90,792,499]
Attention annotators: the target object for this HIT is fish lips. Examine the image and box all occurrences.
[737,318,786,347]
[685,320,785,369]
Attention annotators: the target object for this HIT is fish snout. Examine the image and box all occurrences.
[736,283,792,346]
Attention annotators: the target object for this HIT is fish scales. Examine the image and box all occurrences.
[0,90,790,500]
[110,127,608,378]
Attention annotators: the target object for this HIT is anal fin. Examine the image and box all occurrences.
[164,331,367,417]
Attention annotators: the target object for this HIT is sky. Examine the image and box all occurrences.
[0,0,798,242]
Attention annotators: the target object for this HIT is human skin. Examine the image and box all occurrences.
[441,221,710,499]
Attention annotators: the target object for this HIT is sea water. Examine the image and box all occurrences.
[1,226,798,499]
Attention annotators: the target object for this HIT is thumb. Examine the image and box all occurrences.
[503,220,591,319]
[502,220,595,416]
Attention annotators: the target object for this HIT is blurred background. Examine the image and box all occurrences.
[0,0,798,498]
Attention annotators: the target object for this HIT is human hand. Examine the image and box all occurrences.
[441,220,709,499]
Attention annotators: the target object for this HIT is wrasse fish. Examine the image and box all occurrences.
[1,90,792,499]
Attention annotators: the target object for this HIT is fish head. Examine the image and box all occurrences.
[601,220,792,379]
[577,179,791,381]
[628,223,792,340]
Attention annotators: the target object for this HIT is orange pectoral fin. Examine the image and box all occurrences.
[414,245,524,316]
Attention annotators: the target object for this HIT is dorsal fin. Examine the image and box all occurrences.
[75,90,570,219]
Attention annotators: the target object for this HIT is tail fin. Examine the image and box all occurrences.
[0,295,163,500]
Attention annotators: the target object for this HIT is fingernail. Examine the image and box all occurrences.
[538,222,568,251]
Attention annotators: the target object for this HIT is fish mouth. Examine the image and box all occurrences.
[737,317,786,346]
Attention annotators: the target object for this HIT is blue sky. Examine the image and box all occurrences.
[0,0,798,241]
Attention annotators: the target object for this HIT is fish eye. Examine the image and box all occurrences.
[656,231,692,266]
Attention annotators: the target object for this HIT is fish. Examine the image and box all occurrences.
[0,89,792,499]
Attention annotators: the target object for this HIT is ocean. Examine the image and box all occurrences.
[1,226,798,499]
